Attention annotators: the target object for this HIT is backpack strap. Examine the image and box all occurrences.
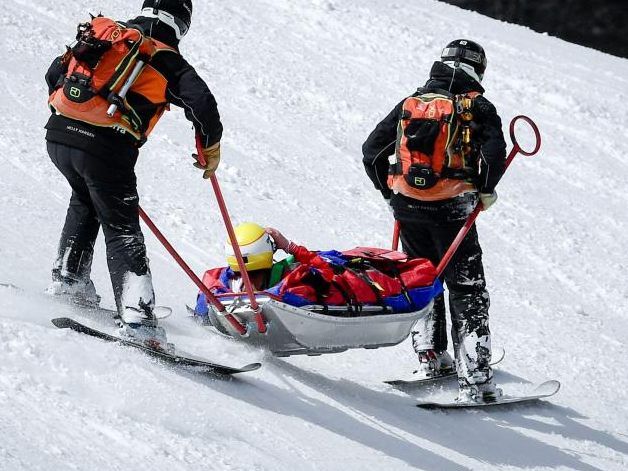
[415,87,455,99]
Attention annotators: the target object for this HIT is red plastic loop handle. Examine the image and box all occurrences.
[395,115,542,275]
[509,115,542,157]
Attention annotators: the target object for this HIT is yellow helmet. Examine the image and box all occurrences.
[225,223,274,272]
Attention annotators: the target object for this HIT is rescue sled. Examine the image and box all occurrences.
[193,245,442,356]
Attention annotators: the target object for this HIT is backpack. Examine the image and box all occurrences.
[387,89,480,201]
[49,15,171,141]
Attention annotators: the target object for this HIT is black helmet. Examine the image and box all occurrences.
[141,0,193,39]
[441,39,487,79]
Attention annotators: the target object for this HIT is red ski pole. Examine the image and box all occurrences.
[138,206,247,336]
[434,115,542,277]
[196,136,268,334]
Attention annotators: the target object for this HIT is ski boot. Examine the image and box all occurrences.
[46,278,101,308]
[117,305,173,354]
[457,380,503,404]
[412,349,455,379]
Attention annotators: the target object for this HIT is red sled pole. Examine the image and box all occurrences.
[390,115,541,274]
[138,206,247,336]
[434,115,542,277]
[391,221,401,251]
[196,136,268,334]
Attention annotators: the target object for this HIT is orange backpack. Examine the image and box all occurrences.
[49,15,173,142]
[388,90,480,201]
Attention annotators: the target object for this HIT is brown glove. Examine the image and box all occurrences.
[193,142,221,179]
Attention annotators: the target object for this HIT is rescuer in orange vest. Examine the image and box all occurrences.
[363,40,507,403]
[44,0,221,347]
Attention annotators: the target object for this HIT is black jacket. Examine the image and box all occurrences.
[45,17,223,159]
[362,61,507,199]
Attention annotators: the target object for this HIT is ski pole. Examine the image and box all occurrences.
[106,60,146,117]
[195,136,268,334]
[138,206,247,336]
[434,115,541,277]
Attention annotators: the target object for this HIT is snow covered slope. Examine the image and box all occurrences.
[1,0,628,469]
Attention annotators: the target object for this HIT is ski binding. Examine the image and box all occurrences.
[385,346,506,387]
[416,380,561,409]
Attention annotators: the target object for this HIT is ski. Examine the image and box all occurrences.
[416,380,561,409]
[51,317,261,375]
[385,346,506,387]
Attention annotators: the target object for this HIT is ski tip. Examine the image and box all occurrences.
[0,282,20,290]
[51,317,75,329]
[535,380,561,395]
[236,362,262,373]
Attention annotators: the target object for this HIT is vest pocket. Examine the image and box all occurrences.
[63,74,96,104]
[405,164,439,190]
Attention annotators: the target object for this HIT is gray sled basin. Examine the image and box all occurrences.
[209,298,432,357]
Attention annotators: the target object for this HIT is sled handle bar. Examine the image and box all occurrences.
[509,115,542,157]
[138,207,248,335]
[392,115,542,275]
[434,115,541,277]
[196,136,268,335]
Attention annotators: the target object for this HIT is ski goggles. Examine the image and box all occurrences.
[441,47,487,69]
[141,8,190,40]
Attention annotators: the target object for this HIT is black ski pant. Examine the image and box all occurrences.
[47,141,150,313]
[392,192,491,355]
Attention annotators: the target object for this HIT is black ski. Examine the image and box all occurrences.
[385,347,506,387]
[416,380,561,409]
[52,317,261,375]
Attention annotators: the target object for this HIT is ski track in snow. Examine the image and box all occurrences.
[1,0,628,470]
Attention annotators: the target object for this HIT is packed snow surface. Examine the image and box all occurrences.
[1,0,628,470]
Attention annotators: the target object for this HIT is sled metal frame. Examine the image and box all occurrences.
[207,297,434,357]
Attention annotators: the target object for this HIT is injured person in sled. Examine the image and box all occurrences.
[193,223,443,321]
